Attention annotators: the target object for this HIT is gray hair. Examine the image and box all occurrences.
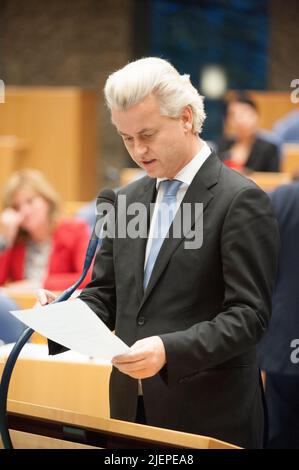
[104,57,206,134]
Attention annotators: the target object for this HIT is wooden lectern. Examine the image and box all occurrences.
[3,400,240,449]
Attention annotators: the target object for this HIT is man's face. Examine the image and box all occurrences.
[111,94,192,179]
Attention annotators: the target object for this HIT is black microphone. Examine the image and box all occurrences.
[84,188,116,270]
[57,187,116,294]
[92,188,116,239]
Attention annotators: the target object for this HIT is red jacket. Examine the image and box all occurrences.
[0,219,93,290]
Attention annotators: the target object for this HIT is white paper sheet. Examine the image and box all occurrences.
[10,299,129,362]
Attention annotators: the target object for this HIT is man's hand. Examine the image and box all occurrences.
[36,289,57,306]
[112,336,166,379]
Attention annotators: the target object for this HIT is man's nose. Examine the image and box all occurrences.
[135,141,147,156]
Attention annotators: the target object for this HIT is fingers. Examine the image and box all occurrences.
[112,336,166,380]
[113,349,147,364]
[112,337,160,364]
[112,356,149,379]
[36,289,57,306]
[113,359,147,372]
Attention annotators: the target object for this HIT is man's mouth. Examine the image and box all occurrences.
[142,159,156,166]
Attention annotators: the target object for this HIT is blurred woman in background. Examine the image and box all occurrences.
[218,95,280,173]
[0,169,92,291]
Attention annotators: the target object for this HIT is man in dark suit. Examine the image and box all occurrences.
[258,182,299,448]
[42,58,279,448]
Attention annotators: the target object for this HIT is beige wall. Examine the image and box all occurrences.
[0,0,133,189]
[0,87,98,201]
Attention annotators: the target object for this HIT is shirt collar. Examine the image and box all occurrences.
[156,141,211,189]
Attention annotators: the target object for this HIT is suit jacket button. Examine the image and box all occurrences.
[137,316,145,326]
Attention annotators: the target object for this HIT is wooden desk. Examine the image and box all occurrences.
[247,171,291,192]
[1,282,51,309]
[1,285,85,344]
[0,87,98,201]
[0,344,111,419]
[282,144,299,175]
[1,290,37,310]
[0,136,28,190]
[3,400,240,449]
[1,285,53,343]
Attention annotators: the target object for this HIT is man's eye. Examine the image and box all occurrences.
[124,137,133,142]
[142,133,155,139]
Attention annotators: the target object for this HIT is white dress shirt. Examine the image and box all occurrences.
[144,141,211,266]
[138,141,211,396]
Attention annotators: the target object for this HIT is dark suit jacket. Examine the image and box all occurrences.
[258,183,299,375]
[50,152,279,448]
[218,136,280,172]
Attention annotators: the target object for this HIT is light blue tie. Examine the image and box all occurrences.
[144,179,182,289]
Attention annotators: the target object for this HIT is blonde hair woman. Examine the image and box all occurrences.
[0,169,92,290]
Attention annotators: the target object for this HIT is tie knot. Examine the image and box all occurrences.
[160,179,182,197]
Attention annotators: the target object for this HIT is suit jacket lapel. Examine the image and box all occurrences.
[133,178,157,303]
[139,152,221,310]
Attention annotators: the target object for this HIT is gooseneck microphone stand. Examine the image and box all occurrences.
[0,188,116,449]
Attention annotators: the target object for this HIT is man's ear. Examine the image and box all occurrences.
[181,105,193,132]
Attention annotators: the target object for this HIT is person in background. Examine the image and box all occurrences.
[272,110,299,144]
[258,182,299,449]
[0,169,92,291]
[218,95,280,173]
